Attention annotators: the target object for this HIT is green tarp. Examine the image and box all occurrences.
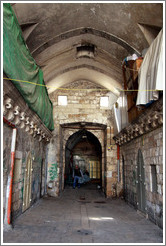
[3,3,54,131]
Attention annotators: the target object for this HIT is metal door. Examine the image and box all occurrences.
[22,153,33,212]
[137,149,146,212]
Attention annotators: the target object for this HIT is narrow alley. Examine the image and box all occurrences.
[3,184,163,244]
[2,2,164,245]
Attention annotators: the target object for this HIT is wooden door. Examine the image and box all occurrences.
[22,153,33,212]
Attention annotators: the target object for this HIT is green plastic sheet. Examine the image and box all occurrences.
[3,3,54,131]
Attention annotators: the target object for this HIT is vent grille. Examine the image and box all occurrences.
[76,44,95,58]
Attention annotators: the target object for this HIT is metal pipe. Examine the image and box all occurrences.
[7,128,17,224]
[117,145,120,182]
[117,160,120,183]
[3,117,17,225]
[3,116,16,128]
[117,144,120,160]
[45,145,48,195]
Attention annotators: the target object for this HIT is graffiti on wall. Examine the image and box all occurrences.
[48,163,58,181]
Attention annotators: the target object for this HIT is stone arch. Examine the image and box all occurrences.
[32,27,140,57]
[61,126,106,192]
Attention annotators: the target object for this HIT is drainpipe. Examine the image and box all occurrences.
[3,117,17,227]
[117,144,120,182]
[3,116,16,128]
[45,145,48,196]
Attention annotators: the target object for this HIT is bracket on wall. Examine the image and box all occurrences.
[113,97,163,146]
[3,78,53,142]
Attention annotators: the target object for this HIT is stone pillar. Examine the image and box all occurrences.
[47,126,59,197]
[106,127,118,197]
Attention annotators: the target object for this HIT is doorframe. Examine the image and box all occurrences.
[60,122,107,193]
[22,152,33,212]
[136,149,146,213]
[122,155,126,199]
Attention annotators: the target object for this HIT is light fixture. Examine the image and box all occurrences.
[76,43,95,59]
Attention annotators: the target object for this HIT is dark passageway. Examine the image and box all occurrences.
[65,130,102,189]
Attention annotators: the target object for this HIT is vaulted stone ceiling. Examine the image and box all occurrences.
[12,3,163,99]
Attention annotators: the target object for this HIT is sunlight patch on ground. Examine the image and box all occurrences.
[89,217,114,221]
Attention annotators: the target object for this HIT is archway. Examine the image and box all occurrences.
[65,129,102,189]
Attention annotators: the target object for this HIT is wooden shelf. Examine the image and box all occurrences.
[122,58,144,123]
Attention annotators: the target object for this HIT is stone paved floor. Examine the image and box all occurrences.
[3,183,163,244]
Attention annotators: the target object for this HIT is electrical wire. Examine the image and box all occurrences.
[3,77,160,92]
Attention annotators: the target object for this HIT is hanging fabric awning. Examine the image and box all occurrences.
[3,3,54,131]
[136,29,163,105]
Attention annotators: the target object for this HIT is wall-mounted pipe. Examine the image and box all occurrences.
[45,145,49,195]
[3,116,16,128]
[7,128,17,224]
[3,117,17,226]
[117,145,120,182]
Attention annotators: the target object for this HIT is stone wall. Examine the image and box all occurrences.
[3,78,51,225]
[106,127,118,197]
[47,80,119,197]
[120,126,163,228]
[50,80,114,125]
[3,123,47,223]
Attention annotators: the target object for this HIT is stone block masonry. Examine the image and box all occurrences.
[3,124,47,224]
[120,127,163,228]
[48,80,119,197]
[49,80,114,126]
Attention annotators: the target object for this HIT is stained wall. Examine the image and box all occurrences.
[120,127,163,228]
[3,123,47,222]
[47,80,119,197]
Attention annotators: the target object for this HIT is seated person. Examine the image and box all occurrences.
[72,165,83,188]
[84,169,89,176]
[83,169,90,183]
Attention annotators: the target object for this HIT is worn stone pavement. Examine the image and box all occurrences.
[3,183,163,244]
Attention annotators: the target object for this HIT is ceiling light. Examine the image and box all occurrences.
[76,44,95,59]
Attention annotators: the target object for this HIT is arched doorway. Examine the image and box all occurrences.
[65,129,102,189]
